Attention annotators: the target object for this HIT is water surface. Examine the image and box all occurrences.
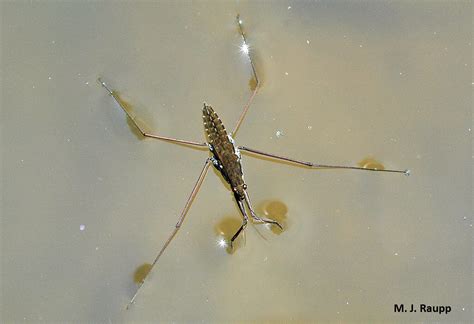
[2,1,471,322]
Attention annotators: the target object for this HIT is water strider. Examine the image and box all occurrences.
[98,14,409,309]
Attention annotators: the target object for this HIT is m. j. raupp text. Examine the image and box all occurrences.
[394,304,451,314]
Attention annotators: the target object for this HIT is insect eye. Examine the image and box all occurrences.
[243,184,247,190]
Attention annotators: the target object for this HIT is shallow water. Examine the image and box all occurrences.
[2,2,472,322]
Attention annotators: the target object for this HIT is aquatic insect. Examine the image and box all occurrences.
[98,15,409,309]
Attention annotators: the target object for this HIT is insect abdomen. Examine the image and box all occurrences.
[202,105,244,188]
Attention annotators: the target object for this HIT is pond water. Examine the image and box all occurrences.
[2,1,471,322]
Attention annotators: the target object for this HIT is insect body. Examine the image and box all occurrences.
[98,14,409,309]
[203,104,244,194]
[203,104,282,243]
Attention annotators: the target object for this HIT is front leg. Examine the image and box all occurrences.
[243,191,283,230]
[231,199,249,248]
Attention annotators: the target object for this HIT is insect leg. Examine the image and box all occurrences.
[98,78,207,149]
[244,191,283,230]
[126,158,211,309]
[232,14,260,136]
[238,145,410,175]
[231,199,249,248]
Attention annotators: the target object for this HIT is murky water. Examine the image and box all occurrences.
[2,2,471,322]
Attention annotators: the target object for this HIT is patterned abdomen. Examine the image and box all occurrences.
[202,104,244,188]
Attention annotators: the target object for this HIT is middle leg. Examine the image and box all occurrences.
[238,145,410,175]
